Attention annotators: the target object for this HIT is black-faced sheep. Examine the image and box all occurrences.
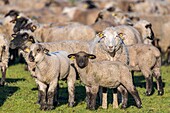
[67,51,142,110]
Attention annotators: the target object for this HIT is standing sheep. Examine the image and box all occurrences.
[28,44,76,110]
[0,34,9,86]
[67,51,142,110]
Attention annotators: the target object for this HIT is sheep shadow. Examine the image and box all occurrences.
[55,85,87,107]
[4,78,26,84]
[0,86,19,106]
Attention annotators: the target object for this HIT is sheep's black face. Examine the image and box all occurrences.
[10,32,35,50]
[68,51,96,69]
[13,17,28,33]
[76,54,89,69]
[4,10,19,18]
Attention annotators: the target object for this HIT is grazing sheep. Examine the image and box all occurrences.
[0,34,9,86]
[67,51,142,110]
[28,44,76,110]
[13,16,96,42]
[133,20,155,45]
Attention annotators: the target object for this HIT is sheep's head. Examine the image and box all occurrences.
[29,44,49,62]
[98,27,124,53]
[134,20,154,44]
[10,32,35,50]
[68,51,96,69]
[4,10,19,19]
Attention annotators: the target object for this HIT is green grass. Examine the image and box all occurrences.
[0,64,170,113]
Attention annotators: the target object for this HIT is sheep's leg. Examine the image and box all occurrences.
[113,88,119,108]
[145,75,153,96]
[0,66,7,86]
[38,82,47,110]
[47,80,58,110]
[90,86,99,110]
[102,87,108,109]
[141,68,153,96]
[67,68,76,107]
[122,81,142,108]
[54,83,59,105]
[85,86,99,110]
[85,86,91,109]
[153,68,164,95]
[117,85,128,109]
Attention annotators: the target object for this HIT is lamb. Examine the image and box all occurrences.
[27,44,76,110]
[67,51,142,110]
[0,34,9,86]
[13,16,96,42]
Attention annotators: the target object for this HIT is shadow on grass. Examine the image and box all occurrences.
[0,86,19,106]
[4,78,26,84]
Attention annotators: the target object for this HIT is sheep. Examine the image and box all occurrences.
[94,29,164,96]
[67,51,142,110]
[27,44,76,110]
[13,16,96,42]
[133,19,155,45]
[0,34,9,86]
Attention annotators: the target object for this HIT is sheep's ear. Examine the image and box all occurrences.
[30,25,37,32]
[97,32,104,38]
[118,33,125,40]
[68,54,76,60]
[88,54,96,59]
[29,36,35,43]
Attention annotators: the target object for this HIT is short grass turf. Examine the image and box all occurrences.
[0,64,169,113]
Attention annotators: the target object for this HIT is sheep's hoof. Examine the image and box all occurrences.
[68,102,75,107]
[0,81,5,86]
[89,106,95,110]
[46,105,54,110]
[158,90,164,96]
[40,104,47,110]
[145,91,152,96]
[120,104,126,109]
[136,104,142,109]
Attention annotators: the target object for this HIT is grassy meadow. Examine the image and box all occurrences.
[0,63,169,113]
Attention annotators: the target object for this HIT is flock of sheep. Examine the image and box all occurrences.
[0,0,169,111]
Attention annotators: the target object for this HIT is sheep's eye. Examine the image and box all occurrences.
[37,49,40,52]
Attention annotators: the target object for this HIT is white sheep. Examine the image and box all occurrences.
[27,44,76,110]
[67,51,142,110]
